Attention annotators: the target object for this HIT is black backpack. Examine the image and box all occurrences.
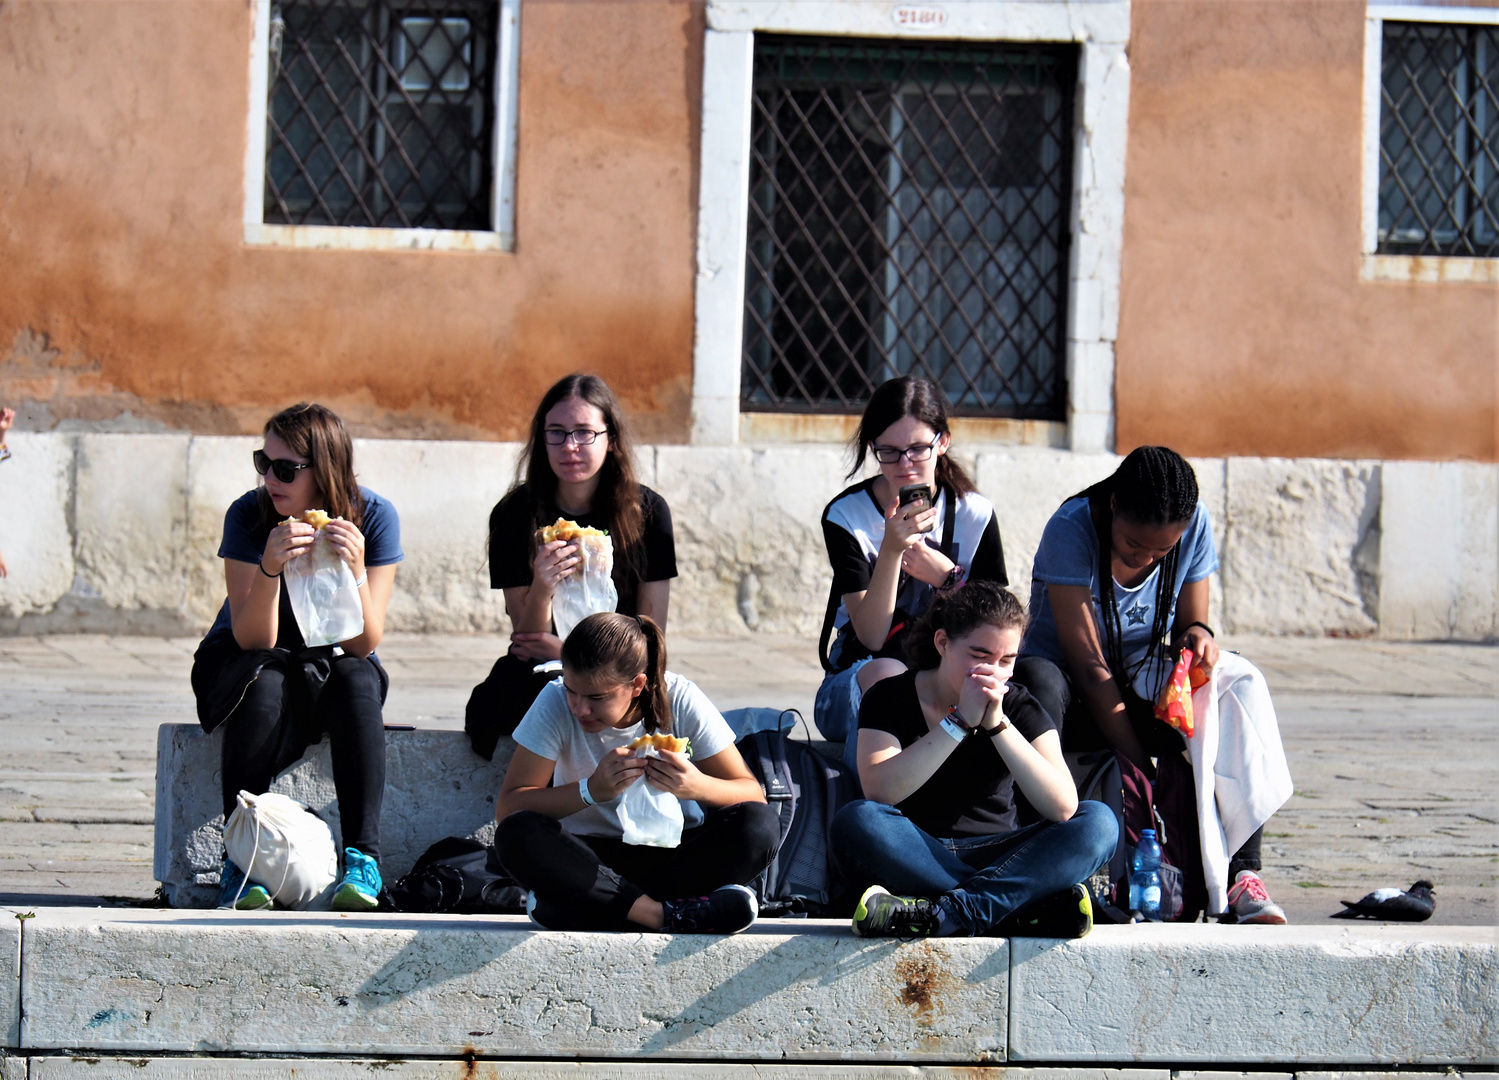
[387,836,528,914]
[736,716,859,917]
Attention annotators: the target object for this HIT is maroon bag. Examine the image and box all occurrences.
[1115,751,1206,921]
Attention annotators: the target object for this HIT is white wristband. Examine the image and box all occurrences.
[938,716,968,743]
[578,777,596,806]
[353,572,368,589]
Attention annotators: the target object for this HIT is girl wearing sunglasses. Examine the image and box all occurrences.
[816,376,1009,774]
[466,374,677,760]
[191,402,403,912]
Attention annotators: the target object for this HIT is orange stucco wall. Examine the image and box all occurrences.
[1115,0,1499,461]
[0,0,704,441]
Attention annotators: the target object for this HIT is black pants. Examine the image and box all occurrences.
[220,653,388,860]
[495,803,780,930]
[1013,655,1263,875]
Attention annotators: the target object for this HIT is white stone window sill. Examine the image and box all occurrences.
[243,222,512,254]
[1361,254,1499,284]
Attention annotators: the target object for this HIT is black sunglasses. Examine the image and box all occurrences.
[253,449,312,484]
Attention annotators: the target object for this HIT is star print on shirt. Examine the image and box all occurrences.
[1124,605,1150,626]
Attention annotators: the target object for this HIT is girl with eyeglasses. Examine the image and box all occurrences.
[190,402,403,911]
[815,376,1008,773]
[466,374,677,759]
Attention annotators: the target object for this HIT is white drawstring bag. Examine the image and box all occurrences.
[223,790,339,910]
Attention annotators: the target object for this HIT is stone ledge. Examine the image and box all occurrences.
[1009,924,1497,1065]
[18,911,1008,1061]
[12,914,1497,1064]
[1,914,16,1048]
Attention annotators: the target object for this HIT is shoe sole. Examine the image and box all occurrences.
[332,885,380,911]
[851,885,890,938]
[233,897,273,912]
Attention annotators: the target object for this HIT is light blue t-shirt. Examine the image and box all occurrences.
[1020,497,1217,699]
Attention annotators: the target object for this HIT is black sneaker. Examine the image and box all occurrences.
[995,883,1094,939]
[661,884,758,934]
[850,885,940,938]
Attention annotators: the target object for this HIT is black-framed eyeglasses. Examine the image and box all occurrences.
[544,428,609,447]
[253,449,313,483]
[870,435,942,465]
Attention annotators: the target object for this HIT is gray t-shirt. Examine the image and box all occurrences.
[512,671,738,837]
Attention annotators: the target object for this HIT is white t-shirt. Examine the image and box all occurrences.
[511,671,738,837]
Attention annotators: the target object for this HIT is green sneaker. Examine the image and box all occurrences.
[234,885,275,912]
[997,884,1094,939]
[332,847,382,911]
[851,885,939,938]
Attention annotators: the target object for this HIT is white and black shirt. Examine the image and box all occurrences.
[821,479,1007,669]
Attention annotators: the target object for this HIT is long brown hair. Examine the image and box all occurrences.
[847,375,976,497]
[493,374,645,576]
[255,402,364,527]
[561,612,672,734]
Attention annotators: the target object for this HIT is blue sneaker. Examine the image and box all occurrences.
[332,847,382,911]
[216,859,273,911]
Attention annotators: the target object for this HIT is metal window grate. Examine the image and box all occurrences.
[264,0,499,230]
[742,36,1076,418]
[1379,21,1499,257]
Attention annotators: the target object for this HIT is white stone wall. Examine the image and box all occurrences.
[0,433,1494,641]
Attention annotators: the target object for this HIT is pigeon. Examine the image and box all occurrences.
[1331,880,1435,921]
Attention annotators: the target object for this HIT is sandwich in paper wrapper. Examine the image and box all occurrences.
[540,517,618,641]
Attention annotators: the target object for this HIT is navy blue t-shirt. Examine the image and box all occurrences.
[201,487,403,650]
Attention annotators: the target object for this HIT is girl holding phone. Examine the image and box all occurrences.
[815,376,1008,771]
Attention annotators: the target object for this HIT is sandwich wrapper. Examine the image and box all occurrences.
[617,733,689,848]
[545,519,619,644]
[282,512,364,648]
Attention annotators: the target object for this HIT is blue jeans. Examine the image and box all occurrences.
[830,799,1119,935]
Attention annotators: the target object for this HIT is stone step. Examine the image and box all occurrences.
[7,911,1495,1065]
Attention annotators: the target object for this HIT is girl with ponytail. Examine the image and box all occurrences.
[494,613,778,934]
[1015,446,1291,923]
[814,376,1009,770]
[830,581,1118,939]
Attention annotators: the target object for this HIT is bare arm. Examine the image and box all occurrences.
[635,579,670,631]
[644,742,765,809]
[1050,583,1150,771]
[856,725,963,806]
[990,727,1076,821]
[842,497,938,653]
[495,744,647,823]
[1170,577,1219,675]
[337,563,396,659]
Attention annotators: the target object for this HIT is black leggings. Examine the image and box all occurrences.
[1013,655,1263,875]
[220,654,387,860]
[496,803,780,930]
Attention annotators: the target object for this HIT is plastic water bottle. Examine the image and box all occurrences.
[1130,829,1163,920]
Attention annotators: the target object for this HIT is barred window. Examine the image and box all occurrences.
[742,36,1076,418]
[1379,20,1498,257]
[264,0,499,231]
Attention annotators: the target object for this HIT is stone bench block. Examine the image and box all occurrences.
[1,913,17,1048]
[1008,925,1498,1065]
[20,1064,1172,1080]
[18,911,1009,1061]
[153,724,514,907]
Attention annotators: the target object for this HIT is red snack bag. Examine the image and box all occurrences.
[1154,648,1197,738]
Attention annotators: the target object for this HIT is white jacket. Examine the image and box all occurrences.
[1186,651,1294,913]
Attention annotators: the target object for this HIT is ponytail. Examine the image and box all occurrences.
[560,612,673,734]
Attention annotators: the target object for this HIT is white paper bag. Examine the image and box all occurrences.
[552,532,618,642]
[223,790,339,910]
[616,745,684,848]
[282,526,364,647]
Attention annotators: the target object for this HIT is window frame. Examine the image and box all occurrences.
[1362,2,1499,283]
[690,0,1131,451]
[242,0,521,253]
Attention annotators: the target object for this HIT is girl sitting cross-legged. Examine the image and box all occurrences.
[832,581,1118,939]
[494,612,779,935]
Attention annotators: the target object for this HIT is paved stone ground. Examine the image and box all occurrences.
[0,632,1494,925]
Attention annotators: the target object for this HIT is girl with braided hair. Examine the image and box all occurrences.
[494,612,777,934]
[1016,446,1290,923]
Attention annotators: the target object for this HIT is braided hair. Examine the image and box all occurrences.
[1072,446,1198,695]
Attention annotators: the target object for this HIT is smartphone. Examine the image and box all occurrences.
[898,484,935,532]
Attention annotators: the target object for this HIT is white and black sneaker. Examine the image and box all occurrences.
[660,884,759,935]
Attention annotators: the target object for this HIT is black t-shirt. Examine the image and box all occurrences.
[488,483,677,618]
[857,669,1057,837]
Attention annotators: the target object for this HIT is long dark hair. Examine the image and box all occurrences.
[255,402,364,528]
[907,581,1027,671]
[492,373,645,575]
[1072,446,1199,690]
[561,612,672,734]
[847,376,976,497]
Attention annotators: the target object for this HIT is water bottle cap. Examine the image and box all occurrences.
[1141,829,1156,838]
